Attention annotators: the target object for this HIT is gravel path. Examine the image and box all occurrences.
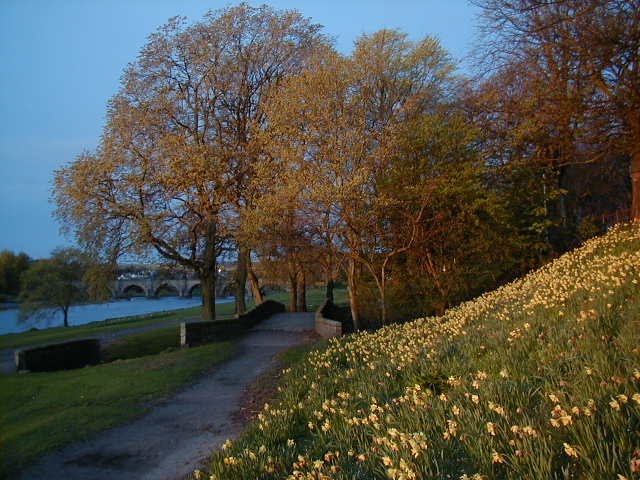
[17,312,316,480]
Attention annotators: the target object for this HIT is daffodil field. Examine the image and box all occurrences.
[203,223,640,480]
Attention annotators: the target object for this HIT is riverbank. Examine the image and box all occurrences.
[0,296,236,336]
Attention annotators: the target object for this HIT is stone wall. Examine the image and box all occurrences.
[314,299,343,338]
[15,338,101,372]
[180,320,246,347]
[180,300,286,347]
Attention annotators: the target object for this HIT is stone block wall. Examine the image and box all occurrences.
[314,299,343,338]
[180,300,286,347]
[180,320,245,347]
[15,338,101,372]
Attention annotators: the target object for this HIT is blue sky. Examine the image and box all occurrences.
[0,0,479,259]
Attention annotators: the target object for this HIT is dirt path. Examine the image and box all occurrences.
[18,312,316,480]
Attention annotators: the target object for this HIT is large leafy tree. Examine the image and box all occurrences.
[261,31,456,327]
[53,4,325,320]
[473,0,640,220]
[19,248,88,328]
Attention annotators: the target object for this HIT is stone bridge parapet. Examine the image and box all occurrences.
[111,273,229,298]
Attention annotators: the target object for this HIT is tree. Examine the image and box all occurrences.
[0,250,30,300]
[473,0,640,220]
[261,30,456,327]
[53,4,326,320]
[240,177,311,312]
[19,248,88,328]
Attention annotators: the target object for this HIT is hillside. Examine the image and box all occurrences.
[203,223,640,480]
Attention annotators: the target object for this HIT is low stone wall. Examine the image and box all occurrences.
[315,299,343,338]
[15,338,101,372]
[180,320,246,347]
[238,300,286,327]
[181,300,286,347]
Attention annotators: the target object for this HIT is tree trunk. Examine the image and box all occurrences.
[288,273,298,312]
[556,165,568,227]
[325,268,334,302]
[200,267,217,321]
[369,267,387,326]
[297,270,307,312]
[631,153,640,220]
[380,270,387,325]
[63,307,69,327]
[324,250,335,302]
[202,220,218,320]
[234,246,249,315]
[347,258,361,331]
[247,263,264,305]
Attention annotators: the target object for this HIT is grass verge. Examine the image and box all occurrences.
[234,340,328,424]
[101,325,181,361]
[0,341,234,477]
[0,305,204,351]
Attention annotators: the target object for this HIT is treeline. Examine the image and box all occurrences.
[0,250,31,302]
[0,248,107,327]
[53,2,638,328]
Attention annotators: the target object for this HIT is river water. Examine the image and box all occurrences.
[0,296,234,336]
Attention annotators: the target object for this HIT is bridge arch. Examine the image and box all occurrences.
[154,283,180,297]
[187,283,201,297]
[122,283,147,297]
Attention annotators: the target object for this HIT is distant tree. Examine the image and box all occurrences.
[82,262,116,302]
[19,248,88,327]
[0,250,31,300]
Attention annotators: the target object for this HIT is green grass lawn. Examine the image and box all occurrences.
[0,340,234,477]
[102,325,181,361]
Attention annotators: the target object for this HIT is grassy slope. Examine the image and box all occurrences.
[102,325,181,361]
[205,224,640,480]
[0,341,234,477]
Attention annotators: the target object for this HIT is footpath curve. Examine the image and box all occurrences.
[18,312,316,480]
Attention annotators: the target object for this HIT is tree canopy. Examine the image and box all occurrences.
[0,250,30,301]
[19,248,88,328]
[53,3,327,320]
[53,2,635,329]
[472,0,639,225]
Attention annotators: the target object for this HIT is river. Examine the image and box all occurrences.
[0,296,234,336]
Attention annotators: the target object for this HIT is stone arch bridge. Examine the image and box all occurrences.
[111,274,230,299]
